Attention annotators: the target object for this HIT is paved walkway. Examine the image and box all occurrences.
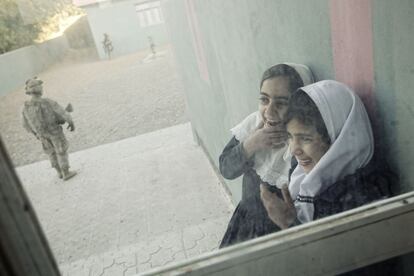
[17,123,234,275]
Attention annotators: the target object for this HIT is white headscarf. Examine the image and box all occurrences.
[230,63,314,188]
[283,62,314,86]
[288,80,374,223]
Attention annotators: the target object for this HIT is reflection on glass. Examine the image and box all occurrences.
[0,0,407,275]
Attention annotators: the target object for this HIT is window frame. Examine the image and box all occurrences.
[0,138,60,276]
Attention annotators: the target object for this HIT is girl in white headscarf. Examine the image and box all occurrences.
[219,63,314,248]
[260,80,392,229]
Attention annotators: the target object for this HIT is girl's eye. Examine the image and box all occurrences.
[275,101,288,107]
[301,137,313,143]
[259,97,269,104]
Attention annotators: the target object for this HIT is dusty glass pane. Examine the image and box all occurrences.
[0,0,412,275]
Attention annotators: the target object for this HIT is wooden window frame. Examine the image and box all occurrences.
[0,138,60,276]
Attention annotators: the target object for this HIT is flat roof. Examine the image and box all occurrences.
[72,0,158,7]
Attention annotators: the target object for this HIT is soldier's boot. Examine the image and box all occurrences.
[57,152,76,181]
[55,167,63,179]
[62,167,76,181]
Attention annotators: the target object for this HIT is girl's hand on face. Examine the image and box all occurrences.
[258,120,288,149]
[260,184,296,229]
[242,121,287,158]
[264,125,288,149]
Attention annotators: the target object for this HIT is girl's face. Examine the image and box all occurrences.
[287,119,330,173]
[259,76,290,129]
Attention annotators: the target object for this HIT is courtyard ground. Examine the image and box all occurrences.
[17,123,233,275]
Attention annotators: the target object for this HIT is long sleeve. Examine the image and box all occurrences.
[313,160,393,220]
[219,136,254,180]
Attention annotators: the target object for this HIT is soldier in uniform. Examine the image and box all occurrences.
[102,33,114,59]
[22,77,77,181]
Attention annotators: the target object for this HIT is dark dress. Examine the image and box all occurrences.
[306,160,396,276]
[294,158,394,221]
[219,137,284,248]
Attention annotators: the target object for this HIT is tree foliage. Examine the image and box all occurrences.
[0,0,80,54]
[0,0,39,54]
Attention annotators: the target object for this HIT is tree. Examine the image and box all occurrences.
[0,0,40,54]
[0,0,80,54]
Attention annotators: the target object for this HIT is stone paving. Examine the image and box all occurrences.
[17,123,234,275]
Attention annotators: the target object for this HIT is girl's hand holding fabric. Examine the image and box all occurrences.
[242,121,287,159]
[260,184,296,229]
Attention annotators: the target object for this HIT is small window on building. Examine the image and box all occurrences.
[135,1,164,27]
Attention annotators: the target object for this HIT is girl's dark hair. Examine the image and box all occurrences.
[285,90,331,145]
[260,64,304,92]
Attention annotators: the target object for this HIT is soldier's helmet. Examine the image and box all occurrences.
[25,77,43,95]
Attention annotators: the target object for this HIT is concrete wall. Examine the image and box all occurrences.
[163,0,414,204]
[372,0,414,194]
[84,0,168,59]
[0,35,69,97]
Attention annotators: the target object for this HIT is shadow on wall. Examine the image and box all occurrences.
[65,15,97,50]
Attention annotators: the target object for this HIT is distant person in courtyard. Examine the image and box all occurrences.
[218,63,314,248]
[22,77,77,181]
[148,36,156,55]
[102,33,114,59]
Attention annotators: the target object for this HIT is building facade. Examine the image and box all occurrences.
[74,0,169,59]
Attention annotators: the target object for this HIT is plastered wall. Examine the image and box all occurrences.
[163,0,414,203]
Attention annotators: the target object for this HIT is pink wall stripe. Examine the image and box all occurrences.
[329,0,375,114]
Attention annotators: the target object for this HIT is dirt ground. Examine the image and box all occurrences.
[0,45,188,167]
